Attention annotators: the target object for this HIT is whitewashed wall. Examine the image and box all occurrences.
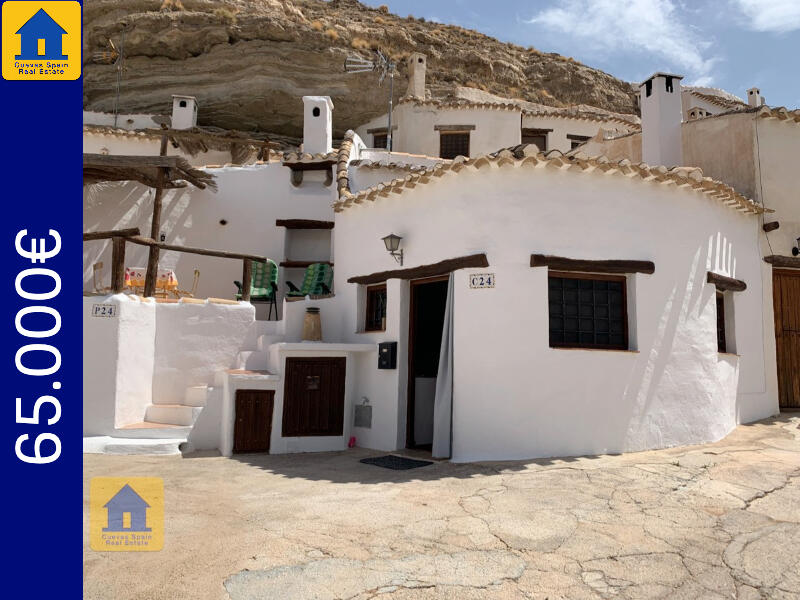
[83,132,232,167]
[756,118,800,257]
[83,111,163,131]
[331,164,778,461]
[83,163,337,303]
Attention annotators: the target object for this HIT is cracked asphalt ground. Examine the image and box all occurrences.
[83,416,800,600]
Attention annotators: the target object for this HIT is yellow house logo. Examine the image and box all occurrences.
[90,477,164,551]
[2,1,81,80]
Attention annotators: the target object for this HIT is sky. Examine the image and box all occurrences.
[361,0,800,107]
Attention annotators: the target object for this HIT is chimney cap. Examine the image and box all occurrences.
[639,72,684,88]
[171,94,197,100]
[303,95,334,112]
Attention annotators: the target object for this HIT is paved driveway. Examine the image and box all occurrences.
[84,416,800,599]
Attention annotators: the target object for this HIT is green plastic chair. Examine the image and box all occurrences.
[234,259,279,319]
[286,263,333,297]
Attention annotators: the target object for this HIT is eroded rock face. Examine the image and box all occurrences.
[83,0,639,137]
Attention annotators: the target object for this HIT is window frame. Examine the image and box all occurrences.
[364,283,387,332]
[372,131,388,149]
[439,131,471,159]
[548,271,629,351]
[567,134,591,150]
[522,128,551,152]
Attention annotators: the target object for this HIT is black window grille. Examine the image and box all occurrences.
[373,133,388,149]
[548,273,628,350]
[439,132,470,159]
[716,292,727,353]
[365,284,387,331]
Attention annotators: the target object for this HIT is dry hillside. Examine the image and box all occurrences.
[83,0,640,137]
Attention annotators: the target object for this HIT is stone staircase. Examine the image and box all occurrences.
[233,333,282,372]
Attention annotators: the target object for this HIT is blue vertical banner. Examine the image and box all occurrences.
[2,1,82,598]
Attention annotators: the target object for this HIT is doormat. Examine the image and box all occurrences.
[360,455,433,470]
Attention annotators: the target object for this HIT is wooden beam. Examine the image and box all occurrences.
[434,124,476,131]
[241,260,252,303]
[764,255,800,269]
[280,260,334,269]
[83,228,140,241]
[707,271,747,292]
[762,221,780,233]
[275,219,335,230]
[348,253,489,285]
[530,254,655,275]
[127,236,268,263]
[111,237,126,293]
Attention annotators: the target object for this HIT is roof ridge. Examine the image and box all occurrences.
[333,144,766,216]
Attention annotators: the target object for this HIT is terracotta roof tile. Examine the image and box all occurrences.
[333,144,766,216]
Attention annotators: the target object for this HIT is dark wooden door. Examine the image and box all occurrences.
[233,390,274,453]
[282,357,346,436]
[773,269,800,409]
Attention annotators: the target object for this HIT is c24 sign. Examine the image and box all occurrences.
[469,273,495,289]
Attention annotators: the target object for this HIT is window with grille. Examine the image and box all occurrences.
[364,284,387,331]
[373,132,388,149]
[548,272,628,350]
[439,132,470,159]
[716,292,727,353]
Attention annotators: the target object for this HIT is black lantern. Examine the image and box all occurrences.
[793,237,800,257]
[381,233,403,265]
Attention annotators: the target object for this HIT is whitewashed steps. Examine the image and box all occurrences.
[184,385,209,407]
[145,403,202,426]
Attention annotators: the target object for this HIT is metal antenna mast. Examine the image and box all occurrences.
[92,28,127,128]
[344,50,396,152]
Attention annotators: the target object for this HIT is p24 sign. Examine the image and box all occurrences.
[469,273,495,289]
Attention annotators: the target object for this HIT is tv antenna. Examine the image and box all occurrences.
[344,50,396,151]
[92,29,128,128]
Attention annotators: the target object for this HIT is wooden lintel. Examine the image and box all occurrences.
[764,255,800,269]
[434,124,476,132]
[348,253,489,285]
[762,221,780,233]
[83,228,140,241]
[280,260,334,269]
[707,271,747,292]
[275,219,335,230]
[530,254,655,275]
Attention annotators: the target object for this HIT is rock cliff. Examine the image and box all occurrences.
[83,0,640,137]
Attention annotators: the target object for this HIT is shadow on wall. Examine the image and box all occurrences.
[616,237,740,450]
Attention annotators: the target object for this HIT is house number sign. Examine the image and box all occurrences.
[469,273,495,288]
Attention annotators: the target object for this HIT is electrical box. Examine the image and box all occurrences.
[378,341,397,369]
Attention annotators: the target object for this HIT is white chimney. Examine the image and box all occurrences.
[747,87,764,107]
[171,95,197,130]
[407,52,426,98]
[639,72,683,167]
[302,96,334,155]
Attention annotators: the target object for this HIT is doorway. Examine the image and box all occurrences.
[233,389,274,453]
[773,269,800,409]
[407,276,449,449]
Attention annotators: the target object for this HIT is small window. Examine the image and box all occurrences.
[439,132,470,159]
[312,106,321,117]
[522,128,550,152]
[373,132,388,149]
[567,134,591,150]
[548,272,628,350]
[364,284,387,331]
[179,100,187,108]
[716,292,727,353]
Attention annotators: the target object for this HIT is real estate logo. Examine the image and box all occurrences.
[90,477,164,552]
[2,1,81,80]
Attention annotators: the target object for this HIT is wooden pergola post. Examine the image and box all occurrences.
[144,133,169,297]
[110,236,126,293]
[241,259,252,302]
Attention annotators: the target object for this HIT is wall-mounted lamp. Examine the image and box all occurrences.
[793,237,800,257]
[382,233,403,265]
